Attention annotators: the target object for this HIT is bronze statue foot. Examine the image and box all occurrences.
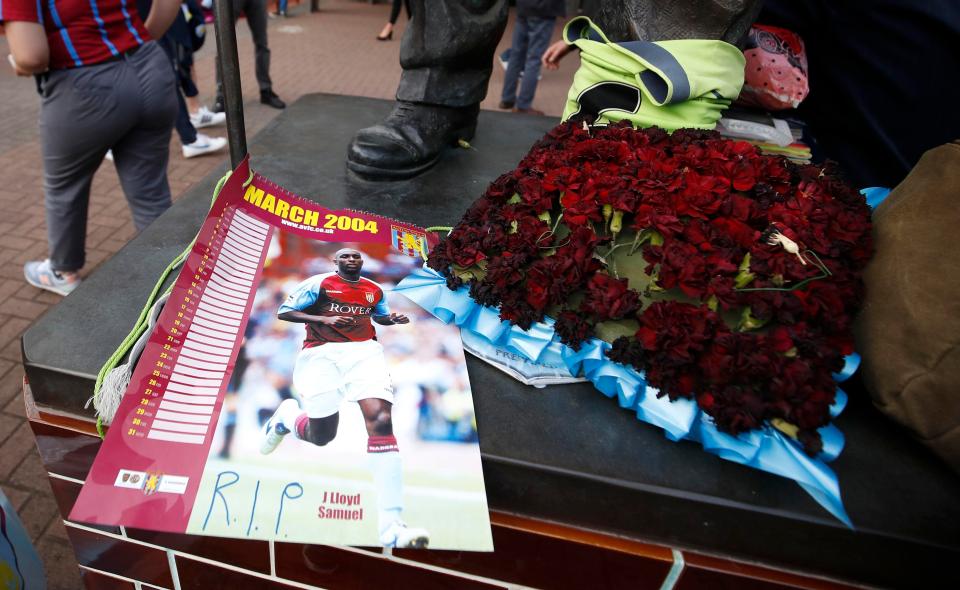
[346,102,479,180]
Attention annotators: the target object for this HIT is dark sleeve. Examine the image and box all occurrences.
[166,4,194,48]
[135,0,153,24]
[760,0,960,187]
[518,0,565,19]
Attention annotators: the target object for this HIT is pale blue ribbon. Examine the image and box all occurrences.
[396,266,855,526]
[395,189,890,529]
[861,187,891,210]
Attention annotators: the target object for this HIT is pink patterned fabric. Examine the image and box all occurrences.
[738,25,809,111]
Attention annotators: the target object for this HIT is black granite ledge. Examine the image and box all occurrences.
[22,94,960,588]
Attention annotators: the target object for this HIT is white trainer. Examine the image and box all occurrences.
[182,133,227,158]
[260,399,301,455]
[380,520,430,549]
[190,106,227,129]
[24,259,81,296]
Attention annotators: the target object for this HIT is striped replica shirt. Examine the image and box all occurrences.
[279,272,391,349]
[0,0,150,70]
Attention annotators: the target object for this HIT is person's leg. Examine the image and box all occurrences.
[174,88,198,146]
[378,0,403,38]
[357,398,406,537]
[186,64,201,113]
[177,45,199,101]
[112,42,177,231]
[499,47,512,69]
[156,37,195,147]
[262,397,340,451]
[515,17,554,110]
[262,346,345,452]
[38,63,135,275]
[297,414,340,445]
[500,16,531,107]
[389,0,403,24]
[40,143,101,274]
[245,0,274,93]
[186,57,226,129]
[218,345,248,458]
[217,394,238,459]
[346,340,427,547]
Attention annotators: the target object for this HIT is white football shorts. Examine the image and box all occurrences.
[292,339,394,418]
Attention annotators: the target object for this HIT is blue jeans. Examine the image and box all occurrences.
[500,15,554,110]
[159,37,197,146]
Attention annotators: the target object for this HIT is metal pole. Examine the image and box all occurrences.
[213,0,248,167]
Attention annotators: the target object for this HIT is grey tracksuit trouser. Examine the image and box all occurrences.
[40,41,177,272]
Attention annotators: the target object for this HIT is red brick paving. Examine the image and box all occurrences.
[0,1,577,588]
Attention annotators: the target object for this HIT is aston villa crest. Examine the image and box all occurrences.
[365,292,375,303]
[391,225,426,258]
[144,473,161,496]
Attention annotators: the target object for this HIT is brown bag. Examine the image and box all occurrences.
[854,141,960,473]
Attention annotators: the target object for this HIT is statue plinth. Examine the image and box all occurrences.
[22,94,960,588]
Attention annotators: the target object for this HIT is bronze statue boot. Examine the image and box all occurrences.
[346,101,479,179]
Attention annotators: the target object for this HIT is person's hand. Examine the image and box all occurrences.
[388,313,409,324]
[320,315,355,327]
[542,40,573,71]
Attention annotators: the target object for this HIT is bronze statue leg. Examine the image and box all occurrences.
[345,0,761,180]
[595,0,761,44]
[346,0,509,180]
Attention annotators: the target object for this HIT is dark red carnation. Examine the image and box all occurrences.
[524,265,552,311]
[580,273,641,321]
[560,189,602,226]
[429,121,872,455]
[554,310,597,351]
[606,336,647,370]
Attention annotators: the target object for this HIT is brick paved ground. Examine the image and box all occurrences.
[0,2,578,588]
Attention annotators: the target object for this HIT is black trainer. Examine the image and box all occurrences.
[212,96,225,113]
[260,90,286,109]
[346,101,479,180]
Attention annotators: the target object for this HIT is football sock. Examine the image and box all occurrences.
[218,418,236,459]
[368,435,403,534]
[294,413,309,440]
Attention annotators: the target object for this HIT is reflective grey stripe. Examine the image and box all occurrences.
[639,70,670,104]
[619,40,691,104]
[571,18,692,105]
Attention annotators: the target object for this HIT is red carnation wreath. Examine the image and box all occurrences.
[427,121,873,455]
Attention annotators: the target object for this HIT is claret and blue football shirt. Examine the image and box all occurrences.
[279,272,390,348]
[0,0,150,70]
